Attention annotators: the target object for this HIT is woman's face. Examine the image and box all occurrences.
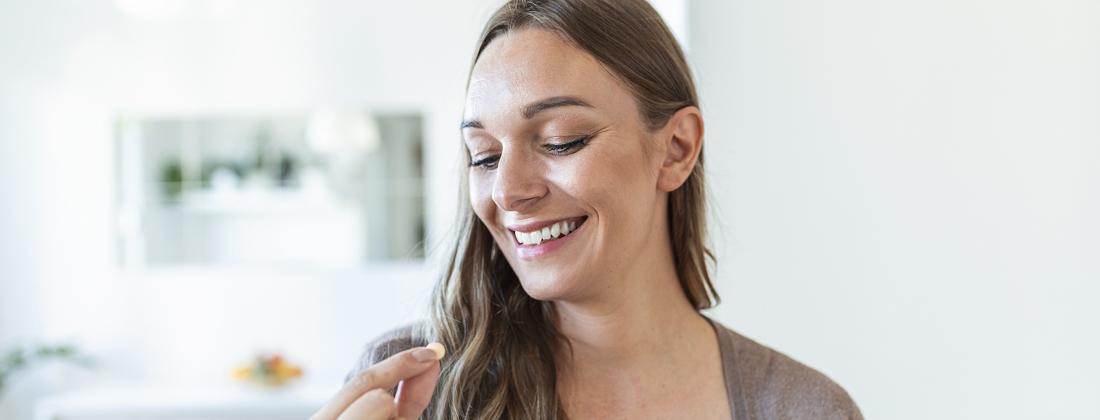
[462,29,668,302]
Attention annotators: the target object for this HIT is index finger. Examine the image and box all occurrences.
[311,345,444,420]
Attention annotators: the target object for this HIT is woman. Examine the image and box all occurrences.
[313,0,862,419]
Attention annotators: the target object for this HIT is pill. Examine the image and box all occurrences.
[426,342,446,360]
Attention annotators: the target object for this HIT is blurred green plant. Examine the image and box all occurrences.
[0,344,94,398]
[160,159,184,200]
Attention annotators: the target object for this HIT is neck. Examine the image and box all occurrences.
[551,228,711,378]
[553,290,706,368]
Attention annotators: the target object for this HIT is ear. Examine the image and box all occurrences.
[656,106,704,192]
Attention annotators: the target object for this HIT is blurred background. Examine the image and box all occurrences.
[0,0,1097,419]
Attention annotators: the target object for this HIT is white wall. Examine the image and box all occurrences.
[691,0,1100,419]
[2,0,1097,419]
[0,0,502,418]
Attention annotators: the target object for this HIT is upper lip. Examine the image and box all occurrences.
[505,216,587,233]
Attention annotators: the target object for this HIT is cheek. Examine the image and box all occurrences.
[578,145,659,246]
[549,142,655,211]
[468,173,496,223]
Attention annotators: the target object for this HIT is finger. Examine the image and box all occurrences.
[335,388,396,420]
[395,360,441,419]
[311,346,441,420]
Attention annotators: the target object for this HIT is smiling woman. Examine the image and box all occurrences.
[313,1,862,419]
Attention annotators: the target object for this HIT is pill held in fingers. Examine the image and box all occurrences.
[411,343,446,362]
[426,342,446,359]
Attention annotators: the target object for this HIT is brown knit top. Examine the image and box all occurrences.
[346,316,863,420]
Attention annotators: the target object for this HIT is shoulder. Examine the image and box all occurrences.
[712,321,864,420]
[343,321,429,384]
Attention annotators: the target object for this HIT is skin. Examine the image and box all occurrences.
[310,345,442,420]
[464,29,730,419]
[314,28,729,420]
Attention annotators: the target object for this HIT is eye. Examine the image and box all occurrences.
[543,135,590,155]
[469,154,500,169]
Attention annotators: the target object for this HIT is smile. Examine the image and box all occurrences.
[515,219,579,245]
[508,216,588,253]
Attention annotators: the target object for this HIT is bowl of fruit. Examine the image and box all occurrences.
[230,353,303,389]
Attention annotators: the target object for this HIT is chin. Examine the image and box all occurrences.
[514,270,583,302]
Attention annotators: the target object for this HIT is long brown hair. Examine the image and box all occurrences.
[425,1,718,418]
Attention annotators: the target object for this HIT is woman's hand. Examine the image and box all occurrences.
[311,343,445,420]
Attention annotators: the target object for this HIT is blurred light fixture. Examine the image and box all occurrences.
[307,108,380,156]
[307,108,381,198]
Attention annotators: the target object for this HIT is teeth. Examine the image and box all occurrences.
[513,219,582,246]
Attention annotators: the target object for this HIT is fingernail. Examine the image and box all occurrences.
[411,348,438,362]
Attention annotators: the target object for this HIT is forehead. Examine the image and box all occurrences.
[464,28,630,123]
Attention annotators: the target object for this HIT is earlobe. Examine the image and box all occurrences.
[657,106,704,192]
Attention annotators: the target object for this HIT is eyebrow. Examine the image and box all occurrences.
[459,95,593,130]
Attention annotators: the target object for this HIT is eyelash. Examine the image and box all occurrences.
[544,135,590,154]
[469,135,591,170]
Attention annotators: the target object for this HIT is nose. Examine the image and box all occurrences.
[491,148,548,212]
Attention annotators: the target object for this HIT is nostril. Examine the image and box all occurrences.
[491,167,549,212]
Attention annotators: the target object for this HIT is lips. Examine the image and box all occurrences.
[515,220,574,245]
[507,216,588,247]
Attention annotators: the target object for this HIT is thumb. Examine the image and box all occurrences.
[394,359,441,419]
